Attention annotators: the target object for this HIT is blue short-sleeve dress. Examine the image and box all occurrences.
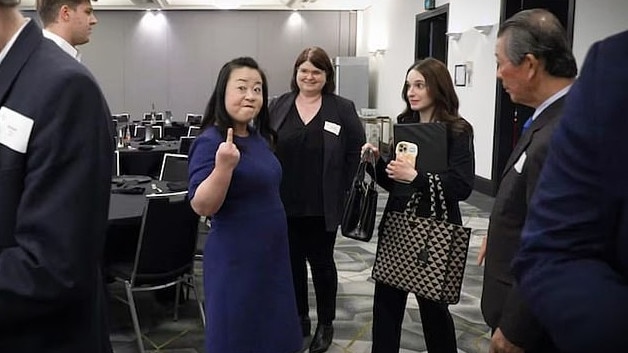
[188,126,302,353]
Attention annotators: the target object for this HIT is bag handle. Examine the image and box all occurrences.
[404,173,447,221]
[353,148,377,189]
[429,173,448,221]
[362,148,377,185]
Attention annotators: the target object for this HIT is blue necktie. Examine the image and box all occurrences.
[521,117,533,134]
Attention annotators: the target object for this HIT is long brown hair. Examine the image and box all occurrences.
[398,58,472,136]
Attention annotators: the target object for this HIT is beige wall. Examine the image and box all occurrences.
[80,10,355,121]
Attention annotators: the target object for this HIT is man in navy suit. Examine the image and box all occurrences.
[513,29,628,353]
[478,9,577,353]
[0,1,113,352]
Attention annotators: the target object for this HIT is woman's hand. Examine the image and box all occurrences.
[385,159,418,183]
[361,143,380,160]
[477,235,488,266]
[215,128,240,170]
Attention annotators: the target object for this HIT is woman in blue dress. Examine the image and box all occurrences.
[188,57,302,353]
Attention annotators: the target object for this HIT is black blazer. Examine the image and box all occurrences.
[374,119,475,234]
[482,96,567,350]
[0,21,113,352]
[269,92,365,231]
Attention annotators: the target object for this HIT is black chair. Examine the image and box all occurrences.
[135,125,161,141]
[117,113,130,123]
[112,150,120,176]
[112,119,119,139]
[135,125,146,140]
[186,113,202,125]
[106,191,204,353]
[178,136,195,155]
[152,125,163,140]
[159,153,188,182]
[187,126,201,137]
[154,112,164,121]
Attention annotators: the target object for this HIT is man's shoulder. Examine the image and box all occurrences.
[24,39,96,91]
[35,39,90,77]
[599,29,628,52]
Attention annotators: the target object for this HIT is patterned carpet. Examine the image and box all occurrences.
[110,191,493,353]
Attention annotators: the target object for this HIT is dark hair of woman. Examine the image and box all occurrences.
[199,57,276,148]
[290,46,336,94]
[398,58,472,136]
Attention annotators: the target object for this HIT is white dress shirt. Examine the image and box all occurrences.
[530,84,572,123]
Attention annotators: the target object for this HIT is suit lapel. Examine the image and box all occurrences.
[502,96,567,177]
[0,20,41,106]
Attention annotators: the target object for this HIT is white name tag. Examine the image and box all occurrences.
[324,121,341,136]
[0,106,34,154]
[514,151,527,174]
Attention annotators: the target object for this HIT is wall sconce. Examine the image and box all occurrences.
[446,32,462,41]
[369,49,387,56]
[473,24,494,35]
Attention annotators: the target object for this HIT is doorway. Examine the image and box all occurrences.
[489,0,575,194]
[415,4,449,64]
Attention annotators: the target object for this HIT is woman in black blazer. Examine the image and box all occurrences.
[363,58,475,353]
[269,46,365,353]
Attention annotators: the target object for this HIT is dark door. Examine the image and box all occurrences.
[415,4,449,64]
[491,0,575,193]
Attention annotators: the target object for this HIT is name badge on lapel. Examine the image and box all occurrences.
[324,121,341,136]
[514,151,527,174]
[0,106,34,154]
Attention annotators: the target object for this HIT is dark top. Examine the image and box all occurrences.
[373,116,474,231]
[276,103,324,217]
[269,92,365,231]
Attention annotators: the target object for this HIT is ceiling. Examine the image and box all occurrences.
[20,0,373,11]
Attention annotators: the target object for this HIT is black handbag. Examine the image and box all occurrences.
[340,149,378,242]
[372,173,471,304]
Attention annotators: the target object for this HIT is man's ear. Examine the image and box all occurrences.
[523,53,540,80]
[59,4,71,21]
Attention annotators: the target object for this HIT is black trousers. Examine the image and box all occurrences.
[372,281,457,353]
[287,216,337,324]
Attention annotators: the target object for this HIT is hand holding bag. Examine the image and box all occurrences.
[371,173,471,304]
[340,148,378,242]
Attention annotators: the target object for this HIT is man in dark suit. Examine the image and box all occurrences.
[0,2,113,352]
[478,9,577,353]
[513,29,628,353]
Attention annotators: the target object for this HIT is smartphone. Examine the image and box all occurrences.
[395,141,418,168]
